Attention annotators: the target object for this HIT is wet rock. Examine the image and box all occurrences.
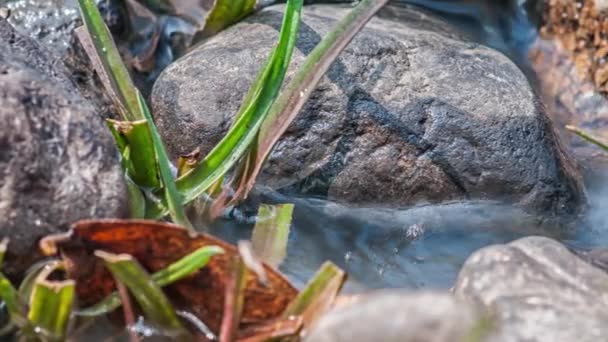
[304,291,494,342]
[454,236,608,342]
[0,19,127,277]
[152,4,584,216]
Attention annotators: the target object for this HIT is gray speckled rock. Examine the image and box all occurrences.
[454,236,608,342]
[304,291,494,342]
[0,19,127,277]
[151,4,584,216]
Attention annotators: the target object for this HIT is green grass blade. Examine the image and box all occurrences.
[27,279,75,340]
[282,262,345,323]
[137,94,192,229]
[196,0,257,40]
[251,204,293,268]
[125,174,147,218]
[18,260,63,308]
[77,0,143,121]
[94,250,187,335]
[0,240,21,322]
[169,0,303,214]
[77,245,223,317]
[231,0,390,202]
[566,125,608,152]
[0,239,7,268]
[108,120,161,188]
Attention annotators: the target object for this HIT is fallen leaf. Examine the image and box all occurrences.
[40,219,298,334]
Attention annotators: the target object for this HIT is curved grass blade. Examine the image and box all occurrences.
[145,0,304,218]
[251,204,293,268]
[229,0,390,203]
[137,94,192,229]
[282,262,345,328]
[94,250,187,336]
[27,277,75,340]
[566,125,608,152]
[78,245,223,317]
[195,0,257,40]
[77,0,144,121]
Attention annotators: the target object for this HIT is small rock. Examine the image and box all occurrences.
[304,291,494,342]
[152,4,584,216]
[454,236,608,342]
[0,19,128,277]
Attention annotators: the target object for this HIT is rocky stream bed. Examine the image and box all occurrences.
[2,0,608,341]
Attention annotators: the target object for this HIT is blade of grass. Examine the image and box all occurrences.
[107,120,160,188]
[77,245,223,317]
[137,93,192,229]
[27,278,75,340]
[94,250,187,335]
[0,239,7,268]
[195,0,257,40]
[282,262,345,327]
[229,0,390,203]
[146,0,304,219]
[18,260,63,307]
[77,0,144,121]
[0,240,20,322]
[219,256,248,342]
[125,173,147,218]
[566,125,608,152]
[251,204,293,268]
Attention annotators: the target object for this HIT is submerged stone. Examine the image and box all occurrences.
[152,4,584,217]
[0,19,127,277]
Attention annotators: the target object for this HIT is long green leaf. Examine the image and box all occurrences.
[230,0,390,202]
[195,0,257,40]
[27,279,75,340]
[107,119,160,188]
[77,0,144,121]
[95,250,187,335]
[78,245,223,317]
[0,239,21,324]
[137,94,192,229]
[251,204,293,268]
[282,262,345,325]
[151,0,303,219]
[566,125,608,152]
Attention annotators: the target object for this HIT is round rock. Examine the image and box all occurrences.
[0,19,128,277]
[151,4,584,216]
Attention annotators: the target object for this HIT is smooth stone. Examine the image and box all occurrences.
[152,4,584,216]
[454,236,608,342]
[0,19,128,277]
[304,291,494,342]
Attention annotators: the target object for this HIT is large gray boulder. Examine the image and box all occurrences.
[0,19,127,276]
[151,4,584,216]
[454,236,608,342]
[304,291,494,342]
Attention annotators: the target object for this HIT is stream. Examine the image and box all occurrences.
[4,0,608,291]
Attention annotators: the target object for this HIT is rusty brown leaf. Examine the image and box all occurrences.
[40,219,298,335]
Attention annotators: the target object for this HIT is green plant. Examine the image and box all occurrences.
[566,125,608,152]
